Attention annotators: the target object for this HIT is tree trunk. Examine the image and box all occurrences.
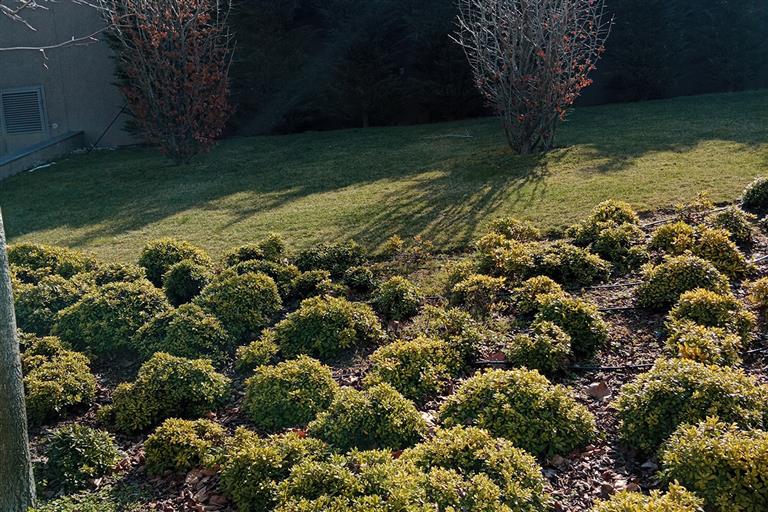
[0,209,36,511]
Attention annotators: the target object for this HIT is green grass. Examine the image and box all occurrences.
[1,90,766,262]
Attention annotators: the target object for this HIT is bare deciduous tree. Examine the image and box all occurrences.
[454,0,611,154]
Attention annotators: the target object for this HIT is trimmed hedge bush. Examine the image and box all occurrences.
[504,320,572,374]
[371,276,422,322]
[273,295,384,360]
[290,270,338,300]
[590,222,648,272]
[706,206,756,246]
[613,358,768,454]
[591,484,703,512]
[402,426,551,512]
[105,352,230,432]
[220,429,329,512]
[22,336,97,426]
[195,272,282,341]
[635,255,730,310]
[439,368,596,456]
[52,280,170,359]
[342,265,377,294]
[133,303,233,363]
[665,320,742,366]
[449,274,506,317]
[144,418,226,475]
[308,383,428,452]
[162,259,212,305]
[648,222,695,254]
[667,288,755,343]
[404,305,484,365]
[230,260,301,298]
[43,424,120,493]
[534,294,609,359]
[691,227,751,277]
[364,336,463,403]
[660,418,768,512]
[509,276,567,316]
[80,262,146,286]
[295,240,366,277]
[243,356,338,432]
[14,275,89,335]
[224,233,288,266]
[741,176,768,213]
[8,243,95,279]
[747,276,768,310]
[138,238,211,286]
[235,332,280,373]
[487,216,542,242]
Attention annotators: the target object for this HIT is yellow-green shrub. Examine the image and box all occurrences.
[666,288,755,343]
[235,331,280,373]
[229,260,301,299]
[741,176,768,213]
[144,418,226,475]
[138,238,211,286]
[308,383,428,452]
[79,262,146,286]
[364,336,463,403]
[273,295,384,360]
[648,222,696,254]
[295,240,366,277]
[8,243,95,279]
[194,272,282,341]
[342,265,377,294]
[487,216,542,242]
[568,200,640,243]
[613,358,768,455]
[290,270,336,300]
[665,320,742,366]
[371,276,422,321]
[660,418,768,512]
[43,425,120,493]
[508,276,567,316]
[635,255,729,310]
[224,233,288,266]
[534,294,608,359]
[691,227,751,277]
[747,277,768,310]
[450,274,506,317]
[162,259,212,305]
[591,484,703,512]
[504,321,572,374]
[14,275,89,335]
[243,356,338,432]
[591,222,648,272]
[403,305,485,365]
[439,368,596,456]
[52,280,170,359]
[106,352,230,432]
[706,206,756,246]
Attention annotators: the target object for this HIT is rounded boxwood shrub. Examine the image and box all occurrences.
[439,368,596,456]
[741,176,768,213]
[243,356,338,432]
[364,336,463,404]
[230,260,301,298]
[235,331,280,373]
[8,243,95,279]
[667,288,755,343]
[14,275,90,335]
[534,294,609,359]
[567,200,640,245]
[613,358,768,455]
[138,238,212,286]
[105,352,230,432]
[144,418,226,475]
[290,270,338,300]
[402,426,551,512]
[273,295,384,360]
[691,227,751,277]
[665,320,742,366]
[52,279,171,359]
[533,241,612,286]
[404,305,485,365]
[308,383,428,452]
[509,276,566,316]
[591,222,648,272]
[648,222,696,255]
[371,276,422,322]
[82,262,146,286]
[487,216,542,242]
[224,233,288,267]
[43,424,120,493]
[706,206,756,246]
[220,429,329,512]
[133,303,233,364]
[660,418,768,512]
[591,484,703,512]
[194,272,282,341]
[342,265,377,294]
[277,458,362,504]
[162,259,212,305]
[22,336,97,426]
[747,276,768,310]
[295,240,366,277]
[635,255,730,310]
[449,274,506,317]
[504,320,572,374]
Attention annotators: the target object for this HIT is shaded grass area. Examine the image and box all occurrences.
[1,90,766,261]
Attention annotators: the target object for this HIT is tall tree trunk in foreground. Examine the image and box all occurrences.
[0,209,35,511]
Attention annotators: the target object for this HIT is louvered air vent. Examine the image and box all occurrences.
[2,89,44,134]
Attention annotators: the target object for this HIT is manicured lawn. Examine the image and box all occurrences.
[2,90,766,261]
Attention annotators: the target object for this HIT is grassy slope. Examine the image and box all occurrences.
[1,90,766,261]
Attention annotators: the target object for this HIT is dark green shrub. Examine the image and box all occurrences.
[162,259,212,305]
[741,176,768,213]
[402,426,551,512]
[220,429,329,512]
[133,303,233,363]
[667,288,755,343]
[665,320,742,366]
[52,280,170,359]
[648,222,696,254]
[691,227,751,277]
[14,275,89,335]
[534,294,609,359]
[635,255,730,310]
[371,276,422,321]
[295,240,366,277]
[439,368,596,456]
[243,356,338,432]
[43,425,120,493]
[613,358,768,455]
[449,274,506,317]
[81,262,146,286]
[290,270,336,300]
[8,243,95,279]
[487,216,542,241]
[224,233,288,266]
[590,222,648,272]
[230,260,301,298]
[660,418,768,512]
[106,352,230,432]
[504,321,572,374]
[509,276,567,316]
[195,272,282,341]
[138,238,212,286]
[747,277,768,310]
[342,265,377,294]
[364,336,463,403]
[308,383,428,451]
[235,331,280,373]
[706,206,756,246]
[592,484,703,512]
[144,418,226,475]
[273,295,384,360]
